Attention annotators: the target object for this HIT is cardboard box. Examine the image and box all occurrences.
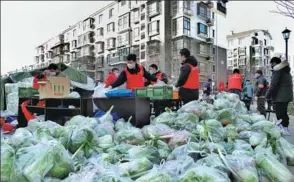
[38,77,70,99]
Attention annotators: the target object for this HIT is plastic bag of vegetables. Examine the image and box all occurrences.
[94,123,115,137]
[225,154,258,182]
[255,153,294,182]
[97,135,114,150]
[278,137,294,166]
[250,120,274,132]
[152,108,177,127]
[65,115,87,127]
[168,130,190,149]
[115,118,133,131]
[213,98,233,110]
[250,114,266,124]
[119,157,153,179]
[178,166,230,182]
[195,154,229,174]
[174,113,199,130]
[1,143,15,182]
[115,126,145,145]
[167,142,201,161]
[7,128,37,150]
[141,124,174,139]
[124,146,161,164]
[159,156,195,177]
[178,101,206,117]
[135,167,174,182]
[249,132,266,147]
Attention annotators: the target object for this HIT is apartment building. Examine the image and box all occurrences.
[226,29,275,81]
[34,0,228,84]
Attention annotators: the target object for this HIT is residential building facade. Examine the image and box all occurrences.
[226,29,275,81]
[33,0,228,84]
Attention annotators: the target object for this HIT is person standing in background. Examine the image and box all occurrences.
[176,48,200,104]
[203,79,212,96]
[227,68,243,99]
[105,68,120,88]
[145,64,168,86]
[243,80,254,111]
[254,70,268,116]
[266,57,293,135]
[218,81,226,92]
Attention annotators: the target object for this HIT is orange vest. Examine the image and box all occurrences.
[182,64,199,89]
[228,73,242,90]
[125,65,145,91]
[151,72,163,85]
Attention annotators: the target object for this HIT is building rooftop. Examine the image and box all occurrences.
[226,29,273,40]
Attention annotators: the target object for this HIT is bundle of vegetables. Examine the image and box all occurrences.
[2,92,294,182]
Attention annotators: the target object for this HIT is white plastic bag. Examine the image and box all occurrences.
[69,92,81,98]
[92,83,109,98]
[153,80,166,87]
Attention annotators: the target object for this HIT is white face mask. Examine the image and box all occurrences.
[127,63,136,69]
[50,72,56,76]
[255,74,259,78]
[114,72,120,77]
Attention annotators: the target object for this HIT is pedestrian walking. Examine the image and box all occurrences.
[254,70,268,116]
[243,80,254,111]
[228,68,242,99]
[266,57,293,136]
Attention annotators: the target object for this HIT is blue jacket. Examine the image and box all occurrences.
[245,82,254,98]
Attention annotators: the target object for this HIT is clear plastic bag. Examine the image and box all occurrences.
[92,83,109,98]
[278,137,294,166]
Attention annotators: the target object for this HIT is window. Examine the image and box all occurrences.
[148,1,159,16]
[212,12,215,19]
[97,28,104,36]
[238,38,243,45]
[264,39,267,46]
[78,35,83,46]
[141,12,145,20]
[213,47,216,54]
[107,38,116,49]
[254,32,258,36]
[212,30,215,38]
[117,32,130,47]
[197,3,207,17]
[107,22,115,32]
[141,33,145,39]
[72,40,77,48]
[199,43,208,55]
[98,14,103,24]
[141,51,145,59]
[198,23,208,35]
[118,13,130,31]
[141,43,145,50]
[73,29,76,37]
[83,21,86,31]
[141,23,145,31]
[183,1,191,11]
[133,10,139,23]
[212,65,216,72]
[109,8,114,18]
[97,43,104,53]
[183,17,190,36]
[133,27,140,41]
[148,20,160,35]
[141,4,145,12]
[121,0,126,6]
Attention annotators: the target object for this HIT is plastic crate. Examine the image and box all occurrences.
[135,86,173,99]
[18,87,39,98]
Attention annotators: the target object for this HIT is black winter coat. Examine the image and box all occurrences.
[266,61,293,102]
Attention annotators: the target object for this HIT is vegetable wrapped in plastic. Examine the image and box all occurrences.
[97,134,114,150]
[115,119,132,131]
[119,157,153,179]
[152,108,177,127]
[1,143,15,182]
[278,137,294,166]
[124,146,160,164]
[178,166,230,182]
[255,153,294,182]
[250,120,274,132]
[178,101,206,117]
[94,122,115,137]
[168,130,190,149]
[174,113,199,130]
[7,128,37,150]
[141,124,174,140]
[115,127,145,145]
[196,154,229,174]
[167,142,201,161]
[135,167,174,182]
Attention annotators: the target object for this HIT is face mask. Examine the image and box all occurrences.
[149,70,155,74]
[127,63,135,69]
[114,72,120,77]
[255,74,259,78]
[50,72,56,76]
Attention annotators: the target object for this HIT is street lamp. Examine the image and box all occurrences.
[282,28,291,61]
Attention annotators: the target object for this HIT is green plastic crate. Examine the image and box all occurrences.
[135,86,173,99]
[18,87,39,98]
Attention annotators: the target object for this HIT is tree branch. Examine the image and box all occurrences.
[271,0,294,19]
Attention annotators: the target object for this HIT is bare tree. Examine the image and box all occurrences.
[271,0,294,19]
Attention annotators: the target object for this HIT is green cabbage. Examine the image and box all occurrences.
[1,143,15,182]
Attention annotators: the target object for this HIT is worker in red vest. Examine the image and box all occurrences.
[176,48,200,104]
[228,68,243,98]
[109,54,158,91]
[145,64,168,86]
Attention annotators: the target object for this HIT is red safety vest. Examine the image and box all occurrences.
[182,64,200,89]
[228,73,242,90]
[151,72,163,85]
[125,65,145,91]
[32,75,47,89]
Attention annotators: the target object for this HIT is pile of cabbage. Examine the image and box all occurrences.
[1,92,294,182]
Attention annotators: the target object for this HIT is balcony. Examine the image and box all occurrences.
[95,57,104,68]
[206,38,214,44]
[183,8,193,16]
[206,18,214,27]
[35,56,39,64]
[106,38,116,50]
[108,56,125,65]
[198,32,208,39]
[147,41,160,56]
[130,3,140,11]
[40,55,45,62]
[147,2,160,18]
[97,42,104,54]
[132,15,140,24]
[217,2,227,15]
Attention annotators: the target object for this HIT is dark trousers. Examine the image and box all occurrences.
[275,102,290,127]
[257,97,266,117]
[179,88,199,105]
[243,98,252,111]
